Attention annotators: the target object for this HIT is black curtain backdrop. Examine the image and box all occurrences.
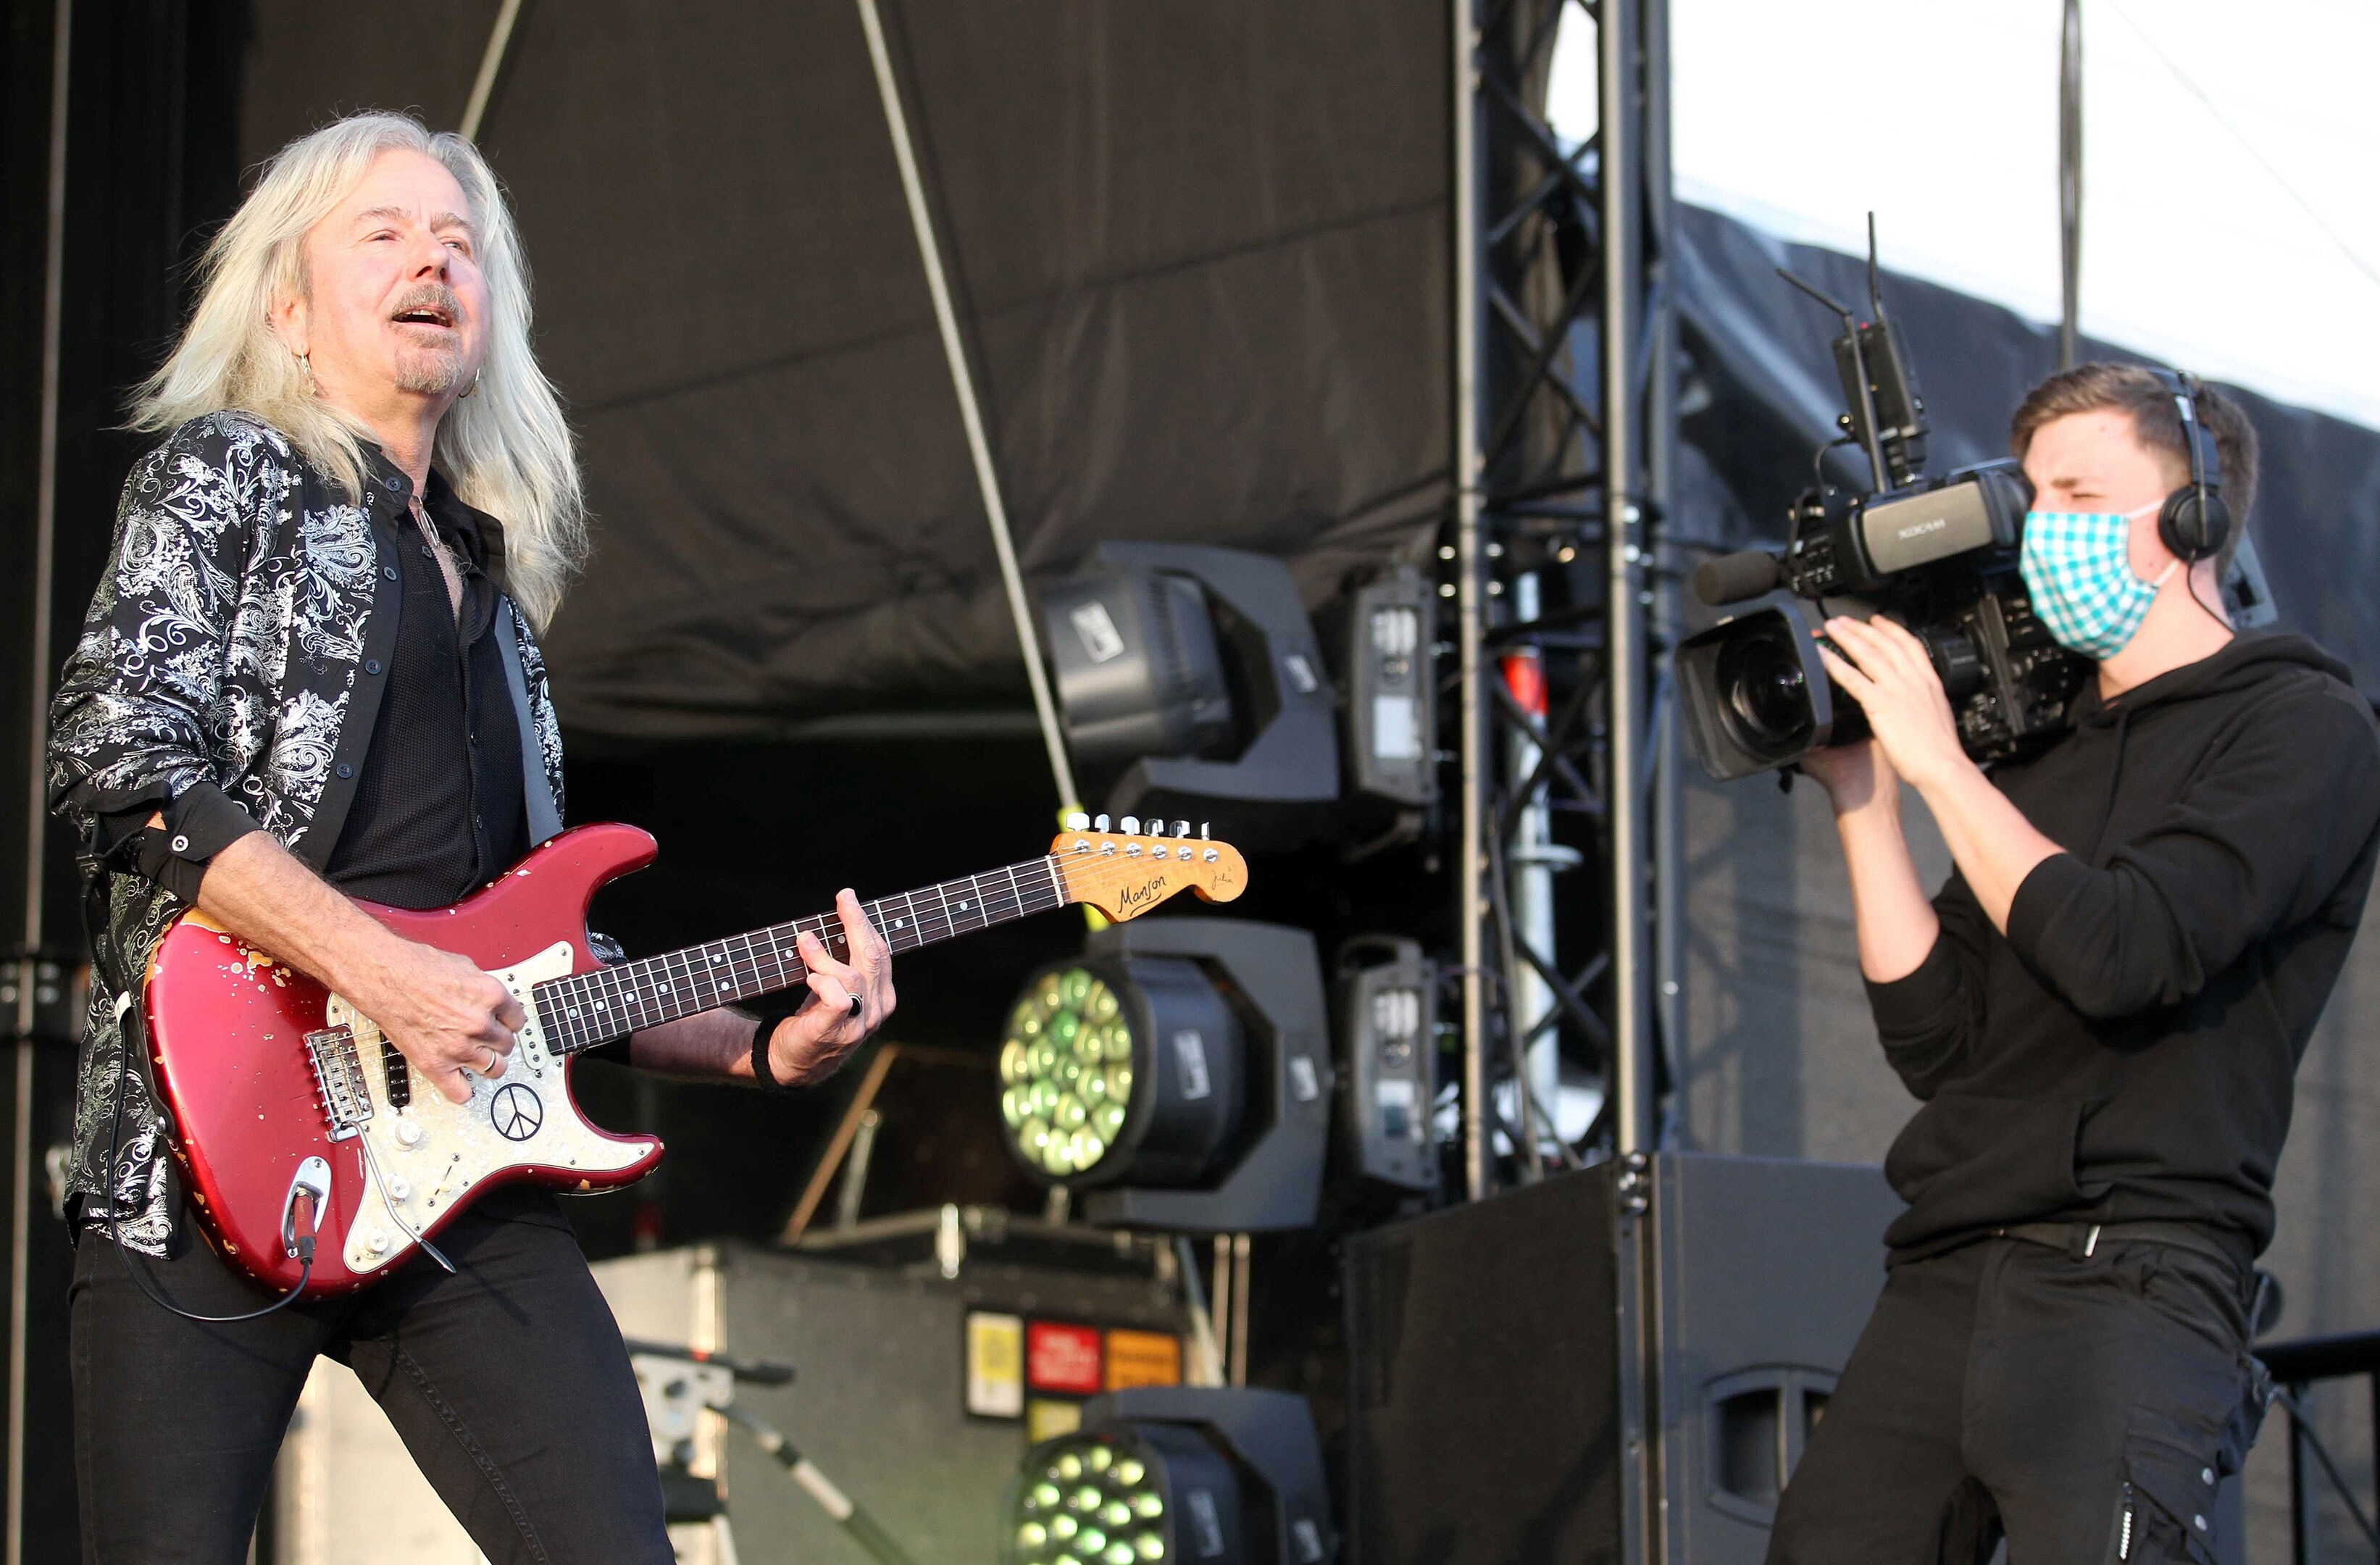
[238,0,1453,738]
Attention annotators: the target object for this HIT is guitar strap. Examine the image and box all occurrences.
[493,598,564,848]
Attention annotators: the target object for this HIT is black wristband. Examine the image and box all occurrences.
[745,997,806,1092]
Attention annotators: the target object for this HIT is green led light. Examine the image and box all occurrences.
[1007,1434,1175,1565]
[1002,968,1135,1178]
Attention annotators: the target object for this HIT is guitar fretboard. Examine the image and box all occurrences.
[530,856,1067,1054]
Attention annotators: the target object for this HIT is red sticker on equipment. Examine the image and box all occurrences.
[1026,1322,1103,1395]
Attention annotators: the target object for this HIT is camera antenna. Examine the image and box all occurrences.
[1777,265,1891,491]
[1866,211,1888,326]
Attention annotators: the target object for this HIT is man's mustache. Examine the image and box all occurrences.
[388,284,464,327]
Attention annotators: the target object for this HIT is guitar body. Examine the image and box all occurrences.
[143,823,667,1298]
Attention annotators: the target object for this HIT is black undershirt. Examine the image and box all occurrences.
[324,473,527,909]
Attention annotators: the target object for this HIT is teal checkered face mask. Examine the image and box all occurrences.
[2018,502,2176,660]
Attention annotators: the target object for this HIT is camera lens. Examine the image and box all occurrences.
[1714,630,1815,755]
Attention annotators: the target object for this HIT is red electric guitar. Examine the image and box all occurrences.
[141,819,1245,1297]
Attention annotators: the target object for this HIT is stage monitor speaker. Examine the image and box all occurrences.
[1343,1152,1903,1564]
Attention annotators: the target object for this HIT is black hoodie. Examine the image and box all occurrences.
[1867,633,2380,1269]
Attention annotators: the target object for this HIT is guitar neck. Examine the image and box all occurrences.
[533,856,1068,1054]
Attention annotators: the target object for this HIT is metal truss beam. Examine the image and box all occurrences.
[1448,1,1679,1551]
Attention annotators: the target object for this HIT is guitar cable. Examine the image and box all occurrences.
[101,994,317,1323]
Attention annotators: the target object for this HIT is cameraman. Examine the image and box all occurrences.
[1768,363,2380,1564]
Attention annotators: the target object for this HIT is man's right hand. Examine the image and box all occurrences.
[349,940,523,1105]
[186,831,523,1106]
[1800,738,1897,819]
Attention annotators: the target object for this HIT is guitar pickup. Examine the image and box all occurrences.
[383,1040,412,1110]
[304,1025,374,1140]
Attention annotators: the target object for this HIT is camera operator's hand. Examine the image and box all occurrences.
[1800,738,1897,818]
[1814,616,1970,795]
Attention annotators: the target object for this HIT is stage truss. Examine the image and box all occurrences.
[1448,0,1681,1554]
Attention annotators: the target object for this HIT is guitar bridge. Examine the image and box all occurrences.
[304,1025,373,1140]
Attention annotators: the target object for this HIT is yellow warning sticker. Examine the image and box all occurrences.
[1026,1398,1084,1443]
[966,1311,1024,1419]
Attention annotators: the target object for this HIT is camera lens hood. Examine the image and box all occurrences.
[1675,596,1855,781]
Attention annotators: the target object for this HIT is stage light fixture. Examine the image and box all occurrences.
[1003,1388,1336,1565]
[1040,544,1340,843]
[998,957,1240,1188]
[1324,564,1437,811]
[997,917,1329,1233]
[1333,937,1440,1193]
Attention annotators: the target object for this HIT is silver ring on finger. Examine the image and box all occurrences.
[483,1047,501,1074]
[846,993,864,1021]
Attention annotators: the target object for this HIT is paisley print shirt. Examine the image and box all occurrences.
[46,412,567,1251]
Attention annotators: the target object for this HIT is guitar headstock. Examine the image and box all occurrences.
[1048,814,1248,922]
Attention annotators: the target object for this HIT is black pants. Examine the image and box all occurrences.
[1769,1234,2265,1564]
[70,1188,672,1565]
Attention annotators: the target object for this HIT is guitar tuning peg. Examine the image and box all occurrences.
[1064,811,1090,831]
[1094,814,1111,832]
[1172,820,1190,838]
[1119,815,1140,835]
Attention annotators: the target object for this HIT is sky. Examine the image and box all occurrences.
[1545,0,2380,430]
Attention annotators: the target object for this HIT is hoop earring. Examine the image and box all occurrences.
[457,368,481,399]
[296,351,315,389]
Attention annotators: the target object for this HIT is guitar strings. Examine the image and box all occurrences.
[532,844,1235,1056]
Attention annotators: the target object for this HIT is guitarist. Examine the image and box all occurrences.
[46,113,892,1563]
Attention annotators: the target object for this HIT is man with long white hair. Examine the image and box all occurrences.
[48,112,893,1561]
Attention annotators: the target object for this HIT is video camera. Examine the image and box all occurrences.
[1675,223,2088,782]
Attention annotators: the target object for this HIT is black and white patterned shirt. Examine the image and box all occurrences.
[46,412,567,1250]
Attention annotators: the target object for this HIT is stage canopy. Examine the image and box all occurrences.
[241,0,1453,740]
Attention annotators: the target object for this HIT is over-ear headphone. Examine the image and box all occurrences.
[2151,368,2232,564]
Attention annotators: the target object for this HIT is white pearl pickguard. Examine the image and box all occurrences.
[325,941,647,1277]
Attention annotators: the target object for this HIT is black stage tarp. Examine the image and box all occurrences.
[238,0,1452,738]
